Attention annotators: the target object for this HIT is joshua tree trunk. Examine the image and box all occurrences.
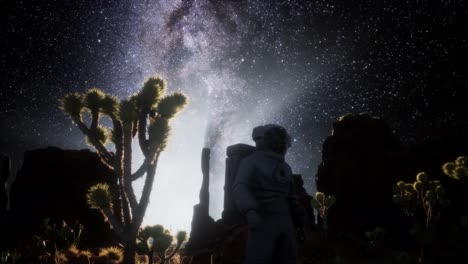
[123,238,137,264]
[124,162,158,263]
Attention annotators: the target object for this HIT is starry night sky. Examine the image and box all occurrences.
[1,0,467,230]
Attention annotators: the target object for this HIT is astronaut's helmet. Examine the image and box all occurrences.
[252,124,291,155]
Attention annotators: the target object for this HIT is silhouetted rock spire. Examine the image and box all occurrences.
[199,148,210,216]
[185,148,217,252]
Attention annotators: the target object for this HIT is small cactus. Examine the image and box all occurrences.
[310,191,336,232]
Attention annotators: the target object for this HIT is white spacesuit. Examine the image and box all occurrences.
[233,124,304,264]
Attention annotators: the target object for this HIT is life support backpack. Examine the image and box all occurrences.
[221,143,255,225]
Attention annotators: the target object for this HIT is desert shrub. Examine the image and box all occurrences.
[28,218,83,263]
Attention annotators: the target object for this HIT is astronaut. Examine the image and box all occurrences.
[233,124,305,264]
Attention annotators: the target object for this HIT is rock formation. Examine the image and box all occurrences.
[1,147,118,249]
[316,114,405,239]
[315,113,468,248]
[293,174,315,229]
[183,143,313,263]
[0,154,9,215]
[185,148,217,252]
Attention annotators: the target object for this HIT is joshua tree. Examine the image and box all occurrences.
[392,180,418,218]
[442,156,468,242]
[393,172,449,262]
[393,172,449,229]
[60,76,187,264]
[136,225,187,264]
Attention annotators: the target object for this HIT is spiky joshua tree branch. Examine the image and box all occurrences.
[60,76,187,264]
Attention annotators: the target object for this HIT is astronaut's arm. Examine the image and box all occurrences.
[289,180,306,228]
[232,158,258,214]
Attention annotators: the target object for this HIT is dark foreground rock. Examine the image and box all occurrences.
[0,147,118,249]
